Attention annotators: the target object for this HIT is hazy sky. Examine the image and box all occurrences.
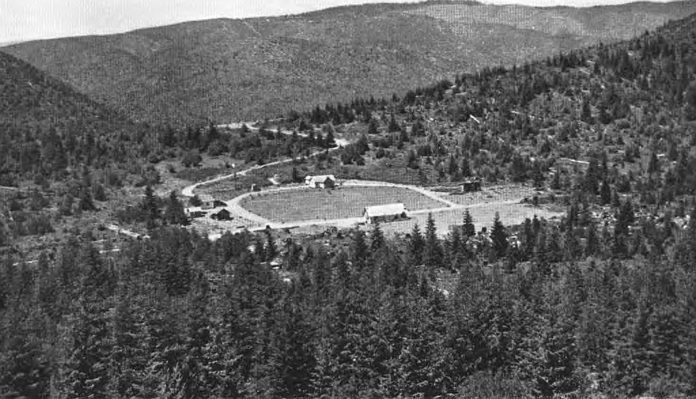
[0,0,675,43]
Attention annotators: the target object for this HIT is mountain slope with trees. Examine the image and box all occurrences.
[2,5,696,399]
[0,50,162,186]
[4,0,696,124]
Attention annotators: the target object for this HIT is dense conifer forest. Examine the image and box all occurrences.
[1,8,696,399]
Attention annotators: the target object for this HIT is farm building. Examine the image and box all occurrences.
[305,175,337,189]
[363,203,407,224]
[199,194,216,210]
[211,209,232,221]
[462,179,482,193]
[188,210,206,219]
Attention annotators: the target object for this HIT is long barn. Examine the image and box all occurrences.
[363,203,407,224]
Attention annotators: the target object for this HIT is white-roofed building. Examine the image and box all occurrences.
[199,194,216,210]
[363,203,407,224]
[305,175,336,189]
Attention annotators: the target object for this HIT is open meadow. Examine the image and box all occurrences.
[442,184,540,206]
[240,186,446,223]
[374,203,564,237]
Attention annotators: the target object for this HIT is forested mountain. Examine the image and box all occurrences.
[4,0,696,124]
[2,5,696,399]
[0,50,162,186]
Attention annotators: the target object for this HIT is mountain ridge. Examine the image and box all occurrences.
[4,0,696,125]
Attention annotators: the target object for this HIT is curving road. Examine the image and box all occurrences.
[181,122,529,235]
[203,180,520,234]
[181,123,348,198]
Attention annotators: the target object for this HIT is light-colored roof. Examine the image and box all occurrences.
[199,194,215,202]
[305,175,336,183]
[364,203,406,218]
[557,158,589,166]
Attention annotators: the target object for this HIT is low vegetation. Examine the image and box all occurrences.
[240,185,445,222]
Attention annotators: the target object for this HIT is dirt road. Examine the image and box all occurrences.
[182,124,348,198]
[182,123,555,237]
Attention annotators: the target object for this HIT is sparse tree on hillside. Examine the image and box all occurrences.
[367,118,379,135]
[388,114,400,132]
[463,209,476,238]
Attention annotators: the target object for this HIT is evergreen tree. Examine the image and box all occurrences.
[292,167,302,183]
[490,213,508,260]
[367,118,379,135]
[648,152,660,175]
[409,224,425,266]
[351,230,369,272]
[60,297,112,399]
[424,213,443,268]
[370,221,385,252]
[270,300,317,398]
[463,209,476,237]
[585,222,600,257]
[173,278,214,398]
[265,228,278,262]
[325,129,336,148]
[109,290,147,398]
[600,179,612,205]
[581,97,593,123]
[79,184,96,212]
[0,310,51,399]
[584,159,600,195]
[164,191,189,226]
[446,227,462,269]
[388,114,401,132]
[142,185,160,229]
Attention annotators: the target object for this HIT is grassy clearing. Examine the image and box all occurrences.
[197,175,272,200]
[240,186,444,223]
[444,185,539,206]
[248,153,442,187]
[374,203,564,237]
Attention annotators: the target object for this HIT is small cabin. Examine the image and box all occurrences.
[462,179,482,193]
[363,203,407,224]
[305,175,336,189]
[199,194,216,210]
[211,209,232,221]
[188,211,206,219]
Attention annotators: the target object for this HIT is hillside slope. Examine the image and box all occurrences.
[4,0,696,124]
[0,51,156,185]
[284,6,696,198]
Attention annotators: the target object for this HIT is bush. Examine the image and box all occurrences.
[21,213,54,236]
[457,371,533,399]
[189,195,202,207]
[182,150,202,167]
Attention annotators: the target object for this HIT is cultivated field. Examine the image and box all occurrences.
[240,186,445,223]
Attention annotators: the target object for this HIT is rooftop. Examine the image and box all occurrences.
[305,175,336,182]
[364,203,407,217]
